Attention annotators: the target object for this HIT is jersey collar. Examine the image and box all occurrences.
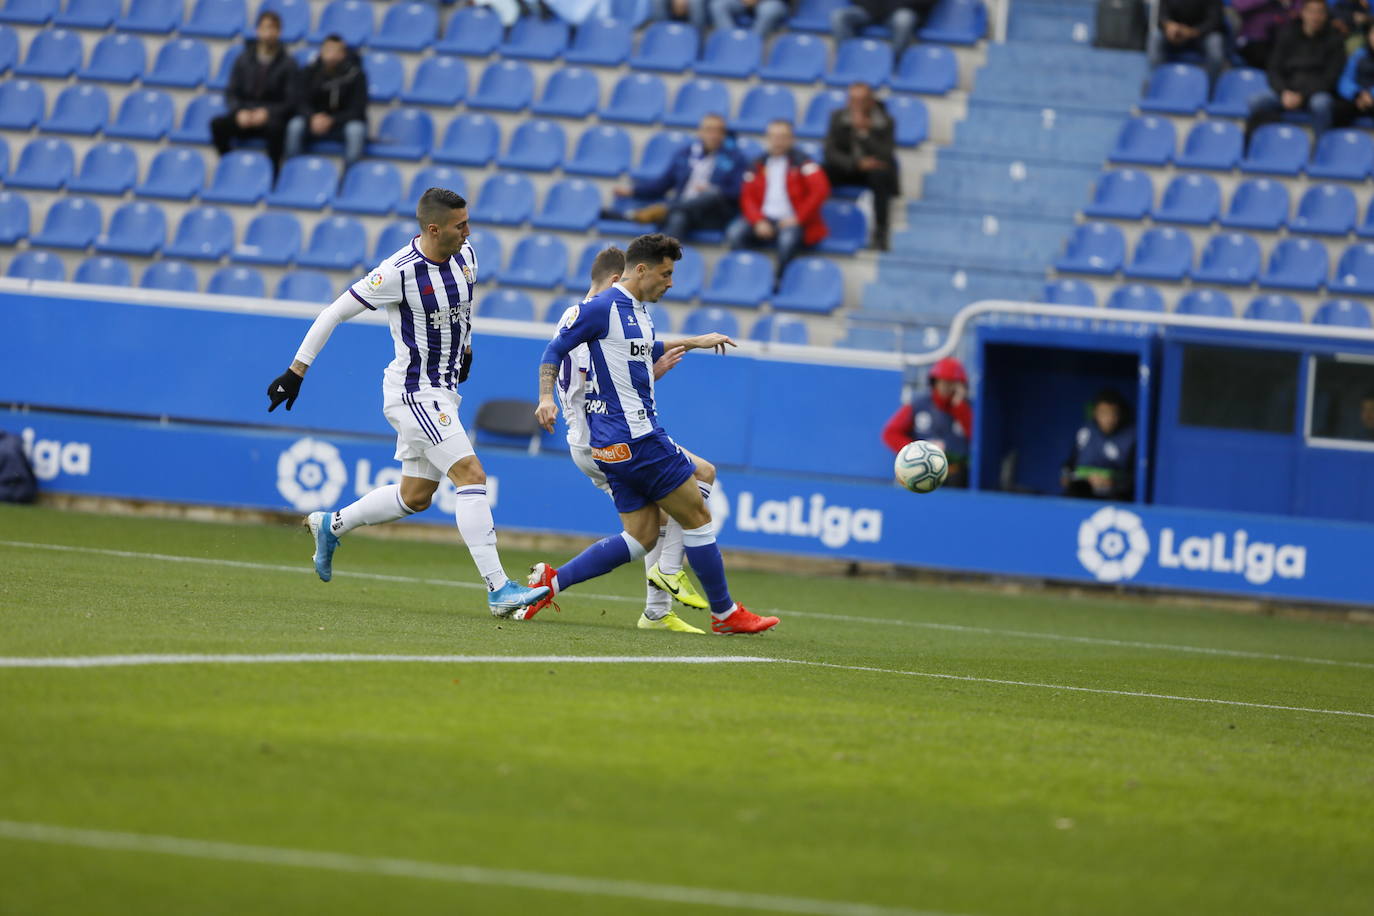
[410,238,451,267]
[611,281,645,310]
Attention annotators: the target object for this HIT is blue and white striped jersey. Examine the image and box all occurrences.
[348,236,478,395]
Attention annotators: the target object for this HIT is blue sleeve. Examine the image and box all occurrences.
[1339,49,1364,101]
[540,299,611,366]
[652,341,665,361]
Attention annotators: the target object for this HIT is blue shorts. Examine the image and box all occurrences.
[592,429,696,514]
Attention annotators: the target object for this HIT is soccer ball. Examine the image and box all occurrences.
[894,440,949,493]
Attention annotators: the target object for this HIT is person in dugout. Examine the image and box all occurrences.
[1062,388,1136,500]
[882,357,972,487]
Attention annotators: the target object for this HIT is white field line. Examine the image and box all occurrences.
[0,820,953,916]
[4,539,1372,672]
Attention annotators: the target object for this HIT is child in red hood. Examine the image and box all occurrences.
[882,357,972,486]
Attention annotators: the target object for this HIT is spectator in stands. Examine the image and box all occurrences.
[708,0,790,37]
[648,0,709,32]
[726,119,831,282]
[612,114,747,242]
[881,357,972,488]
[284,36,368,171]
[211,9,298,179]
[832,0,936,60]
[1245,0,1347,145]
[1061,389,1135,501]
[1231,0,1298,69]
[823,82,899,252]
[1336,23,1374,123]
[1148,0,1228,87]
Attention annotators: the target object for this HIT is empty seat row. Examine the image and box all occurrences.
[1138,64,1343,120]
[2,0,243,35]
[1111,119,1373,179]
[1042,279,1373,328]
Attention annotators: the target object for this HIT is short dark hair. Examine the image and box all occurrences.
[1301,0,1326,8]
[625,233,682,269]
[416,187,467,227]
[767,118,794,131]
[1094,388,1126,409]
[590,246,626,284]
[321,32,345,45]
[256,8,281,28]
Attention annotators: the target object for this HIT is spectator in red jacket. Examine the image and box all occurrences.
[882,357,972,487]
[725,120,831,283]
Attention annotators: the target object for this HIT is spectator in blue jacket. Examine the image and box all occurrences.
[1335,23,1374,123]
[1062,389,1136,500]
[612,114,747,242]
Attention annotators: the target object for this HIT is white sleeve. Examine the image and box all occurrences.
[293,291,369,367]
[347,260,402,311]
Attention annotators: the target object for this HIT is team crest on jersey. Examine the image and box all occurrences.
[366,270,385,290]
[462,264,475,285]
[437,412,452,427]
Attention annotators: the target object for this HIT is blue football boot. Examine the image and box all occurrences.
[488,580,552,618]
[304,511,340,582]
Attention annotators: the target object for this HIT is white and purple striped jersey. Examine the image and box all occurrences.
[348,236,477,395]
[554,303,594,449]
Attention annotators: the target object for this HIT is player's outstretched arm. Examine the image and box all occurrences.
[661,333,737,355]
[265,291,368,412]
[535,300,612,431]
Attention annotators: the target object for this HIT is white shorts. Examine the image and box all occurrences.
[569,443,614,496]
[382,388,475,482]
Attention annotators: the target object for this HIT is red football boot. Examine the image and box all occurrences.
[711,604,779,635]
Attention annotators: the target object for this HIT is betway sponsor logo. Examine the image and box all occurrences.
[1158,528,1305,586]
[735,492,882,549]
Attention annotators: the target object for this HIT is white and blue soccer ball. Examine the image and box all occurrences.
[894,440,949,494]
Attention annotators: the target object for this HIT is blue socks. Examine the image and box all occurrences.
[682,524,734,615]
[556,531,646,592]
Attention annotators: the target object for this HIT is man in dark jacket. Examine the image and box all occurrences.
[1245,0,1347,143]
[1148,0,1228,86]
[210,9,298,177]
[823,83,899,251]
[284,35,369,169]
[832,0,936,59]
[612,114,747,242]
[1062,389,1136,500]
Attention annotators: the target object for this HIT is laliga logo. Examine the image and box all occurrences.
[736,491,882,549]
[1077,506,1150,583]
[277,438,347,512]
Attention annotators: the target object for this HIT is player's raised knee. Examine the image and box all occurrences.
[692,456,716,484]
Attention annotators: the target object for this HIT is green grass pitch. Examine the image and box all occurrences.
[1,504,1371,916]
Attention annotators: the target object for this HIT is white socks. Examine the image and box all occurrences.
[643,526,672,620]
[453,484,509,591]
[657,480,710,576]
[331,485,415,536]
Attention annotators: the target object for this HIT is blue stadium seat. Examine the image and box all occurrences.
[267,156,338,209]
[117,0,179,32]
[1191,233,1261,286]
[836,325,897,351]
[788,0,845,31]
[533,179,601,232]
[772,257,843,313]
[369,109,432,160]
[631,130,691,183]
[1140,63,1207,114]
[468,60,534,111]
[1055,222,1124,275]
[702,252,772,306]
[1306,129,1374,180]
[7,137,73,189]
[207,42,238,89]
[891,45,958,94]
[1240,124,1310,175]
[1206,67,1265,117]
[605,0,651,26]
[500,15,569,60]
[1083,169,1152,220]
[310,0,372,45]
[1260,238,1328,291]
[1176,289,1235,317]
[665,78,731,130]
[477,174,535,226]
[401,54,467,106]
[1220,178,1288,230]
[334,161,402,215]
[32,195,99,248]
[502,234,568,289]
[1124,227,1192,280]
[1291,184,1357,236]
[16,27,81,76]
[750,314,808,344]
[466,227,501,280]
[826,38,891,88]
[1108,116,1175,166]
[629,21,696,72]
[531,66,598,118]
[7,250,64,281]
[182,0,245,37]
[564,239,604,289]
[433,113,499,166]
[297,216,366,270]
[888,95,928,147]
[0,190,29,244]
[758,33,824,83]
[919,0,987,43]
[565,17,631,66]
[0,0,55,23]
[104,89,173,140]
[370,2,436,52]
[1328,243,1374,296]
[165,206,235,260]
[1175,120,1243,170]
[648,302,672,332]
[0,28,10,71]
[94,201,165,256]
[231,211,301,265]
[797,89,845,140]
[140,259,198,292]
[200,150,272,204]
[1105,283,1165,312]
[207,266,265,298]
[816,199,867,254]
[0,134,6,178]
[682,305,740,338]
[491,120,561,174]
[68,141,136,195]
[170,93,225,143]
[79,32,145,81]
[661,245,704,301]
[1357,200,1374,239]
[74,254,130,286]
[480,290,536,322]
[694,28,759,78]
[734,84,796,133]
[404,166,466,214]
[364,50,403,103]
[0,78,42,128]
[435,5,501,55]
[276,270,334,302]
[544,295,583,322]
[1151,174,1220,225]
[373,219,414,262]
[600,72,667,124]
[1244,294,1303,322]
[256,0,308,41]
[39,84,107,134]
[136,147,205,199]
[143,37,209,88]
[564,126,630,177]
[1314,298,1373,327]
[1041,278,1096,306]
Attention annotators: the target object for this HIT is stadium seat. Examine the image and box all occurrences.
[466,228,502,280]
[94,201,165,256]
[1291,184,1357,236]
[1220,178,1288,231]
[370,2,436,52]
[544,295,582,322]
[433,113,499,166]
[629,21,696,72]
[7,137,73,189]
[661,245,704,301]
[1260,238,1328,291]
[276,270,334,302]
[373,219,413,263]
[826,38,892,88]
[207,42,238,89]
[32,195,99,248]
[631,130,691,183]
[117,0,179,32]
[1174,120,1243,170]
[565,17,631,66]
[369,109,432,160]
[497,119,566,172]
[1140,63,1207,114]
[477,174,535,226]
[256,0,308,41]
[665,78,731,129]
[136,147,205,199]
[334,161,402,215]
[702,252,772,306]
[734,84,796,134]
[772,257,843,314]
[1328,243,1374,295]
[1083,169,1152,220]
[435,5,501,55]
[1244,294,1303,322]
[1105,283,1165,312]
[1041,278,1096,306]
[68,141,136,195]
[7,250,64,281]
[0,135,6,179]
[531,66,599,118]
[750,314,808,344]
[1314,298,1373,327]
[500,15,569,60]
[563,239,605,289]
[816,199,867,254]
[605,0,651,26]
[200,150,272,204]
[1206,67,1266,117]
[600,73,667,124]
[0,78,43,129]
[297,216,366,271]
[181,0,245,37]
[401,55,467,106]
[648,302,672,332]
[1306,129,1374,180]
[143,37,209,88]
[40,84,107,134]
[797,89,846,140]
[1176,289,1235,317]
[16,26,80,76]
[1124,227,1192,280]
[0,28,10,71]
[267,156,338,209]
[888,95,929,147]
[1152,174,1220,225]
[481,290,536,322]
[364,51,403,103]
[788,0,845,31]
[207,266,265,298]
[502,234,568,289]
[165,205,235,260]
[79,32,145,81]
[140,259,197,292]
[1241,124,1310,175]
[891,45,958,95]
[694,27,759,78]
[310,0,371,45]
[404,166,466,215]
[230,211,301,265]
[468,60,534,111]
[0,0,55,23]
[682,305,740,338]
[1108,116,1175,166]
[104,89,173,140]
[1190,232,1261,286]
[1055,222,1124,275]
[0,190,29,244]
[564,125,631,177]
[920,0,987,43]
[74,254,130,286]
[758,33,825,83]
[169,93,225,143]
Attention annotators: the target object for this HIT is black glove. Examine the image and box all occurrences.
[458,348,473,384]
[267,368,303,412]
